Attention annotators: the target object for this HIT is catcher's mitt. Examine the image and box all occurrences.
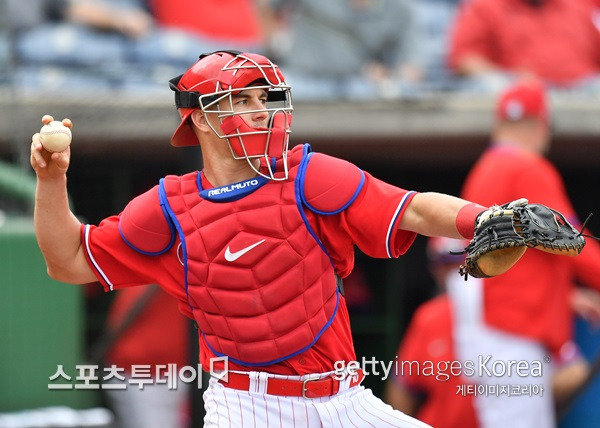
[459,200,586,279]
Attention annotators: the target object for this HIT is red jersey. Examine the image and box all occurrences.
[448,0,600,86]
[395,296,478,428]
[148,0,263,45]
[105,286,190,374]
[461,145,600,352]
[82,147,417,375]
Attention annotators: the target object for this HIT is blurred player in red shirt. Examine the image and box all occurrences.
[456,79,600,427]
[102,286,191,428]
[147,0,271,50]
[386,237,478,428]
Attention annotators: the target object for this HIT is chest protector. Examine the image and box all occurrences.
[158,149,339,366]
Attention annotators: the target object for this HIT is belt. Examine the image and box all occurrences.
[218,369,365,399]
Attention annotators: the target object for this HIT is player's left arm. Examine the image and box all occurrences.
[398,192,484,239]
[299,153,485,260]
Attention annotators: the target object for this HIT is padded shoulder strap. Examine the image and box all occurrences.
[118,184,176,255]
[298,151,365,215]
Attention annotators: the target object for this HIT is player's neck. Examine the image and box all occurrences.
[493,130,544,155]
[202,156,259,188]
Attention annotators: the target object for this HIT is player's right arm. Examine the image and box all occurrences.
[30,115,96,284]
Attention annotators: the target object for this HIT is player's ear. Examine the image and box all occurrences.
[190,109,210,132]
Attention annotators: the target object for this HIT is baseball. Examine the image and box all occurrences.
[39,121,72,152]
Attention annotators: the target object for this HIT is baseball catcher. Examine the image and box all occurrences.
[458,198,587,279]
[29,50,590,428]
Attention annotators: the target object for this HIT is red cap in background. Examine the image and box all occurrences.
[496,80,549,124]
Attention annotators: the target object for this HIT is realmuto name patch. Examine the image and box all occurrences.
[200,176,269,202]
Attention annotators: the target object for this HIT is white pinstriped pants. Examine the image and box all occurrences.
[202,372,432,428]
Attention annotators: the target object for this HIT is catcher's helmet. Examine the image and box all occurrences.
[169,50,293,180]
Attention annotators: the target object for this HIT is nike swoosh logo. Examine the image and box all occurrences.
[224,239,266,262]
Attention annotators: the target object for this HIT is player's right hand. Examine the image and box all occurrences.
[30,115,72,179]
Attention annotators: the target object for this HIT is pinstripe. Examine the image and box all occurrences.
[322,400,335,428]
[277,396,282,428]
[265,393,269,427]
[366,392,404,426]
[251,396,256,428]
[216,389,221,428]
[235,390,243,428]
[332,400,344,427]
[304,400,310,428]
[357,395,391,426]
[372,392,431,428]
[222,388,231,428]
[350,395,376,427]
[201,387,214,427]
[337,391,359,428]
[357,389,432,427]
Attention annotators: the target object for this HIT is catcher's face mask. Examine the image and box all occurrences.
[169,50,293,181]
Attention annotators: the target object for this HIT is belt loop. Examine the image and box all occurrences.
[254,371,269,394]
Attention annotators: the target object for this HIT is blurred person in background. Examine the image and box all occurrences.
[266,0,424,100]
[455,78,600,427]
[95,285,192,428]
[3,0,276,91]
[410,0,462,91]
[5,0,154,62]
[4,0,155,90]
[387,240,600,428]
[130,0,276,77]
[4,0,154,43]
[144,0,273,54]
[447,0,600,93]
[385,236,479,428]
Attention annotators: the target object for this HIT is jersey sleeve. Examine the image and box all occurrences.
[309,171,417,278]
[342,171,417,258]
[81,216,189,308]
